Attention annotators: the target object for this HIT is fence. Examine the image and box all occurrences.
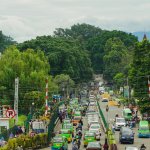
[97,101,108,129]
[97,100,117,149]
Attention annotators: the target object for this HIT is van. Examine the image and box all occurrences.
[123,108,132,120]
[138,120,150,138]
[119,127,134,144]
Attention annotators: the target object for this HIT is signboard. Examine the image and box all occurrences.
[124,86,129,98]
[6,109,16,118]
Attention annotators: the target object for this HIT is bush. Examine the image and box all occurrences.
[0,133,48,150]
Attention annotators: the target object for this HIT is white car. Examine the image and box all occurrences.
[114,117,126,130]
[125,146,138,150]
[89,123,101,140]
[88,120,99,128]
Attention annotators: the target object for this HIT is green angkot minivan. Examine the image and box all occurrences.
[51,135,68,150]
[138,120,150,138]
[60,129,72,143]
[83,131,96,147]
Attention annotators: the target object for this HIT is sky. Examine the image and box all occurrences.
[0,0,150,42]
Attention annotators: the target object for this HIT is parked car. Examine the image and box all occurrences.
[119,127,134,144]
[86,141,102,150]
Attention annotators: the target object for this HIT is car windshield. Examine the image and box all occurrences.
[61,130,69,134]
[85,133,95,137]
[88,142,100,148]
[74,117,81,120]
[53,138,63,143]
[91,125,100,129]
[64,124,72,128]
[116,118,125,123]
[139,126,149,130]
[127,113,132,116]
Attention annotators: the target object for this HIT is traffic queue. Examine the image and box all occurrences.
[50,94,102,150]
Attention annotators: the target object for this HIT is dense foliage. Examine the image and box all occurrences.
[0,46,57,114]
[129,39,150,113]
[18,36,93,81]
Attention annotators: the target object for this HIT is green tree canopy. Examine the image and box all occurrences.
[18,36,93,82]
[0,46,57,114]
[129,39,150,113]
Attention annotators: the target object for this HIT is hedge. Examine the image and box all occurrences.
[0,133,48,150]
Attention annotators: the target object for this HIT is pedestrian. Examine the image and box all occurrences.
[103,138,109,150]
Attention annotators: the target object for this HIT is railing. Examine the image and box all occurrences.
[47,99,69,143]
[97,101,108,129]
[97,100,117,150]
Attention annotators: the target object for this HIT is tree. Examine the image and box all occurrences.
[103,38,130,83]
[129,39,150,114]
[54,74,74,96]
[0,46,57,114]
[18,36,93,81]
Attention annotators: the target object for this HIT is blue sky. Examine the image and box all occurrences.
[0,0,150,42]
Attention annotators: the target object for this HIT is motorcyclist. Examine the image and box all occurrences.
[140,144,146,150]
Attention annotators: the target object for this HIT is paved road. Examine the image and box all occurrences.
[99,99,150,150]
[41,101,106,150]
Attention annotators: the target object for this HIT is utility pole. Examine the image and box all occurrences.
[45,77,48,115]
[14,77,19,124]
[127,77,130,101]
[148,76,150,98]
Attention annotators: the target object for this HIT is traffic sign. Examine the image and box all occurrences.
[6,109,16,118]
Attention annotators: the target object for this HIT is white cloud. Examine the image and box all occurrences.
[0,0,150,42]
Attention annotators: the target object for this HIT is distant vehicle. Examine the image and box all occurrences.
[86,141,102,150]
[59,129,72,143]
[72,116,82,126]
[123,108,132,120]
[89,124,101,140]
[102,98,108,102]
[119,127,134,144]
[114,117,126,130]
[138,120,150,138]
[109,90,114,96]
[51,135,68,150]
[125,146,138,150]
[83,131,96,147]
